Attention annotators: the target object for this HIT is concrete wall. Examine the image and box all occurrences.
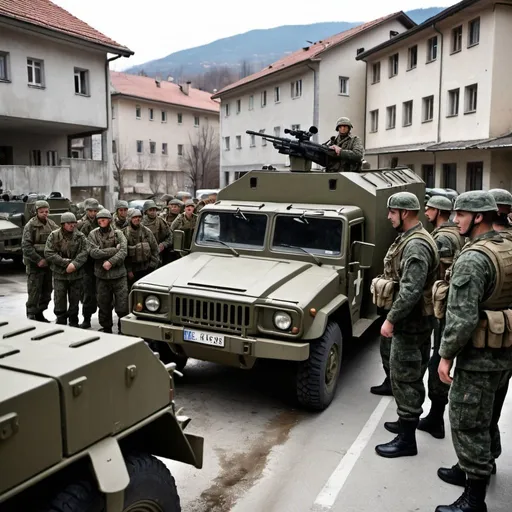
[61,158,107,188]
[0,130,68,165]
[0,165,71,197]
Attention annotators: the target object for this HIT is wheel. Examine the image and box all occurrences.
[45,453,181,512]
[296,321,343,411]
[151,342,188,371]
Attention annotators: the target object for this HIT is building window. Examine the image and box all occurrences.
[466,161,483,190]
[452,25,463,53]
[162,143,168,155]
[194,116,200,126]
[135,105,141,119]
[465,84,478,113]
[112,140,117,153]
[46,151,58,166]
[224,137,230,151]
[249,95,254,110]
[389,53,399,77]
[291,124,300,131]
[407,45,417,70]
[386,105,396,129]
[136,172,143,184]
[136,140,143,153]
[177,113,183,124]
[468,18,480,47]
[274,86,280,102]
[236,135,242,149]
[236,99,241,113]
[150,141,156,154]
[274,126,280,137]
[261,90,267,107]
[370,110,379,132]
[448,88,460,116]
[259,129,266,146]
[149,108,154,121]
[224,171,230,185]
[291,80,302,98]
[161,111,167,123]
[27,58,44,86]
[111,104,115,119]
[443,163,457,190]
[372,62,381,84]
[74,68,89,95]
[0,51,9,81]
[339,76,349,95]
[422,164,435,188]
[427,37,438,62]
[403,100,413,126]
[224,103,230,117]
[422,95,434,122]
[31,150,42,166]
[177,144,184,156]
[250,134,256,147]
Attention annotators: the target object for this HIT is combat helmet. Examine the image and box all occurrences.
[96,209,112,220]
[488,189,512,207]
[168,198,183,207]
[143,200,158,212]
[35,200,50,210]
[453,191,497,212]
[128,208,142,220]
[426,196,453,211]
[60,212,77,223]
[115,200,129,210]
[85,198,100,211]
[335,117,353,130]
[387,192,420,211]
[184,199,196,208]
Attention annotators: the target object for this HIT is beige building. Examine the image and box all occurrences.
[357,0,512,192]
[211,12,415,187]
[111,72,220,198]
[0,0,132,206]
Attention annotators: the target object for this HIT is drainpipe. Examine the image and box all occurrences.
[433,22,443,144]
[306,62,320,142]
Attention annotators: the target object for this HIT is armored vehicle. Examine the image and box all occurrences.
[0,316,203,511]
[120,164,426,410]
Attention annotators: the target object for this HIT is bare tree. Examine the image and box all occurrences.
[181,123,220,191]
[239,60,253,79]
[112,143,131,199]
[149,171,166,196]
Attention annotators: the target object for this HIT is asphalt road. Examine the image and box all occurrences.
[1,260,511,512]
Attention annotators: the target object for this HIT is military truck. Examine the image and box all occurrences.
[0,195,71,264]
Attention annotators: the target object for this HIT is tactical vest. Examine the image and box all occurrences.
[33,219,55,254]
[144,216,166,243]
[53,229,78,259]
[125,226,151,263]
[431,223,465,279]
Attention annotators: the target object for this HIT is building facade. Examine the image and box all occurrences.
[212,12,415,187]
[357,0,512,192]
[111,72,220,198]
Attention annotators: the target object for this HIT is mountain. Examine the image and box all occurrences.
[124,7,444,79]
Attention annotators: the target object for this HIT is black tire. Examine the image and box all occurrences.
[45,453,180,512]
[153,342,188,371]
[296,321,343,411]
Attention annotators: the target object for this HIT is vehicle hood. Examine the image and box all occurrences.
[0,218,22,240]
[137,252,339,302]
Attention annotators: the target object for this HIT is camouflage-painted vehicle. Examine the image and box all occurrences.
[0,316,203,511]
[0,195,71,264]
[121,166,426,410]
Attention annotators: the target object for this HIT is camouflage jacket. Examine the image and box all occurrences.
[142,215,172,248]
[78,216,99,237]
[122,224,159,273]
[432,221,465,279]
[88,226,127,279]
[440,231,512,371]
[112,213,128,230]
[171,213,197,232]
[326,134,364,172]
[21,216,59,270]
[44,228,88,280]
[160,211,180,226]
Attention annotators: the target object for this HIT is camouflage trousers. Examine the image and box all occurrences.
[426,318,450,404]
[96,277,129,330]
[81,267,97,319]
[26,269,52,315]
[53,278,82,325]
[380,335,392,380]
[450,368,512,479]
[390,324,432,420]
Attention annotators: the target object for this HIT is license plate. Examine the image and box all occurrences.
[183,328,225,347]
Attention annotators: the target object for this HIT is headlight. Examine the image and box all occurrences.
[145,295,160,312]
[273,311,292,331]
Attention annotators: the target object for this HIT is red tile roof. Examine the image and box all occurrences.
[0,0,132,55]
[211,12,414,99]
[111,72,220,113]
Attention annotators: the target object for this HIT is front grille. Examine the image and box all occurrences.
[173,295,251,334]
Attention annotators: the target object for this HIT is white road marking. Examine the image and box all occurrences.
[311,396,393,511]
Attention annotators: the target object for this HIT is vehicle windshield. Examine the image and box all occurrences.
[196,211,267,249]
[272,214,343,256]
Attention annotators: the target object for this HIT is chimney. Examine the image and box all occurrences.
[167,75,174,82]
[155,79,161,88]
[181,81,191,95]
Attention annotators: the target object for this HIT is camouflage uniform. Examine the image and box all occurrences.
[21,204,59,319]
[171,210,198,251]
[44,216,88,326]
[326,118,364,173]
[112,200,129,230]
[142,200,172,264]
[88,211,128,332]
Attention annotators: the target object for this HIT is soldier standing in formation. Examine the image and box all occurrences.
[112,200,129,229]
[161,198,183,225]
[489,188,512,237]
[373,192,439,458]
[171,200,197,232]
[88,209,128,333]
[123,208,159,289]
[327,117,365,172]
[142,200,172,264]
[436,191,512,512]
[44,212,88,327]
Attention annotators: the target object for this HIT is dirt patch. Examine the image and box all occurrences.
[193,410,302,512]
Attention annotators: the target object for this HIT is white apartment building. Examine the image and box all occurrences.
[0,0,132,206]
[357,0,512,192]
[212,12,415,187]
[111,72,220,198]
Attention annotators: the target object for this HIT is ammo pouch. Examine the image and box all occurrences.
[503,310,512,349]
[472,310,505,349]
[371,277,395,310]
[132,242,150,262]
[432,280,450,319]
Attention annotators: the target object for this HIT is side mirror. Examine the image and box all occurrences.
[351,241,374,269]
[173,230,185,253]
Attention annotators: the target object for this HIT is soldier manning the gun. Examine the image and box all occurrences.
[435,191,512,512]
[88,209,128,334]
[326,117,365,173]
[371,192,439,458]
[142,200,172,264]
[44,212,88,327]
[123,208,159,289]
[112,200,129,229]
[21,200,59,322]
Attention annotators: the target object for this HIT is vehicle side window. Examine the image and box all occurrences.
[349,222,364,260]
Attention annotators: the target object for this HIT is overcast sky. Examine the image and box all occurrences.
[53,0,456,70]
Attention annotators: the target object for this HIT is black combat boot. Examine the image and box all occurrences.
[99,327,112,334]
[438,463,495,487]
[117,319,122,334]
[370,376,393,396]
[435,478,487,512]
[80,317,91,329]
[418,400,446,439]
[68,316,79,328]
[384,419,400,434]
[55,317,67,325]
[375,418,418,458]
[27,314,36,320]
[35,312,50,323]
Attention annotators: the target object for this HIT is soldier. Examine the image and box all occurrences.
[326,117,364,172]
[196,192,218,213]
[112,200,129,229]
[160,198,183,225]
[77,198,100,329]
[489,188,512,237]
[21,200,59,322]
[44,212,88,327]
[372,192,438,458]
[88,209,128,333]
[171,199,197,250]
[419,195,465,439]
[123,208,159,289]
[142,200,172,264]
[435,191,512,512]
